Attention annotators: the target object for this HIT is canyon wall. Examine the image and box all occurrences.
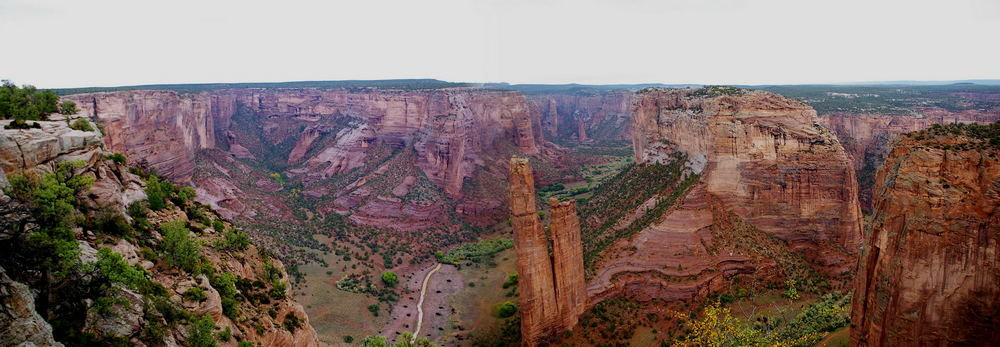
[631,88,862,275]
[587,87,862,305]
[850,124,1000,346]
[67,88,537,196]
[819,109,1000,210]
[527,91,632,143]
[509,158,586,346]
[64,91,236,181]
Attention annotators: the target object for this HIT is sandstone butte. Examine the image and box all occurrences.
[850,125,1000,346]
[588,88,864,303]
[509,157,586,346]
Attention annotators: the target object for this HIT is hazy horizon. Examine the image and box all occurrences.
[3,0,999,88]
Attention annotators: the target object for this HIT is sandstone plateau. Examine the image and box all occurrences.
[588,87,863,305]
[509,157,586,346]
[851,123,1000,346]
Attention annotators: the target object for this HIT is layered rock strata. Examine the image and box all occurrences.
[509,158,585,346]
[527,90,632,143]
[850,124,1000,346]
[819,110,1000,210]
[630,88,862,275]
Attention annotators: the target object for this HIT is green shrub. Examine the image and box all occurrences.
[178,186,196,204]
[283,312,302,332]
[216,229,250,251]
[161,220,203,272]
[95,247,147,290]
[367,304,379,316]
[69,118,94,132]
[182,287,208,302]
[496,301,517,318]
[502,274,518,289]
[216,327,232,342]
[269,279,287,299]
[59,100,78,115]
[436,238,514,265]
[186,315,218,347]
[237,342,253,347]
[94,208,133,237]
[104,152,127,165]
[381,271,398,287]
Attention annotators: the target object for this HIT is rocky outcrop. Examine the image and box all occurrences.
[509,158,586,346]
[548,198,587,331]
[0,266,63,347]
[0,120,320,346]
[850,123,1000,346]
[0,119,103,175]
[819,110,1000,210]
[630,88,862,275]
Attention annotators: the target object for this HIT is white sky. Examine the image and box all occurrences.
[2,0,998,88]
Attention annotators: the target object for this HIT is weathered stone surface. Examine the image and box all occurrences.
[65,91,231,181]
[819,110,1000,210]
[0,120,103,176]
[84,285,145,338]
[509,157,559,346]
[630,88,862,275]
[548,198,586,331]
[850,129,1000,346]
[0,266,64,347]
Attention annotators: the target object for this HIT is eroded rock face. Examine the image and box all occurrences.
[527,91,632,143]
[0,119,103,175]
[850,127,1000,346]
[509,159,587,345]
[509,158,559,345]
[64,91,234,181]
[630,88,862,275]
[548,198,587,331]
[0,119,320,347]
[0,266,63,347]
[819,110,1000,210]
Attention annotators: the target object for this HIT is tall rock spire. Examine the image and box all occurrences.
[509,157,559,345]
[509,157,587,346]
[549,198,587,331]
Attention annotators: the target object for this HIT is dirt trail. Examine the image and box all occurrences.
[413,262,442,341]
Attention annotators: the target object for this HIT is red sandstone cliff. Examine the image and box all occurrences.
[850,123,1000,346]
[819,109,1000,210]
[631,88,862,274]
[526,90,632,143]
[588,87,863,304]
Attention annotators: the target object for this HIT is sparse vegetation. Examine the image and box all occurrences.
[435,238,514,265]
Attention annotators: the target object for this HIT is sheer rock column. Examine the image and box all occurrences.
[509,157,559,346]
[548,198,587,331]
